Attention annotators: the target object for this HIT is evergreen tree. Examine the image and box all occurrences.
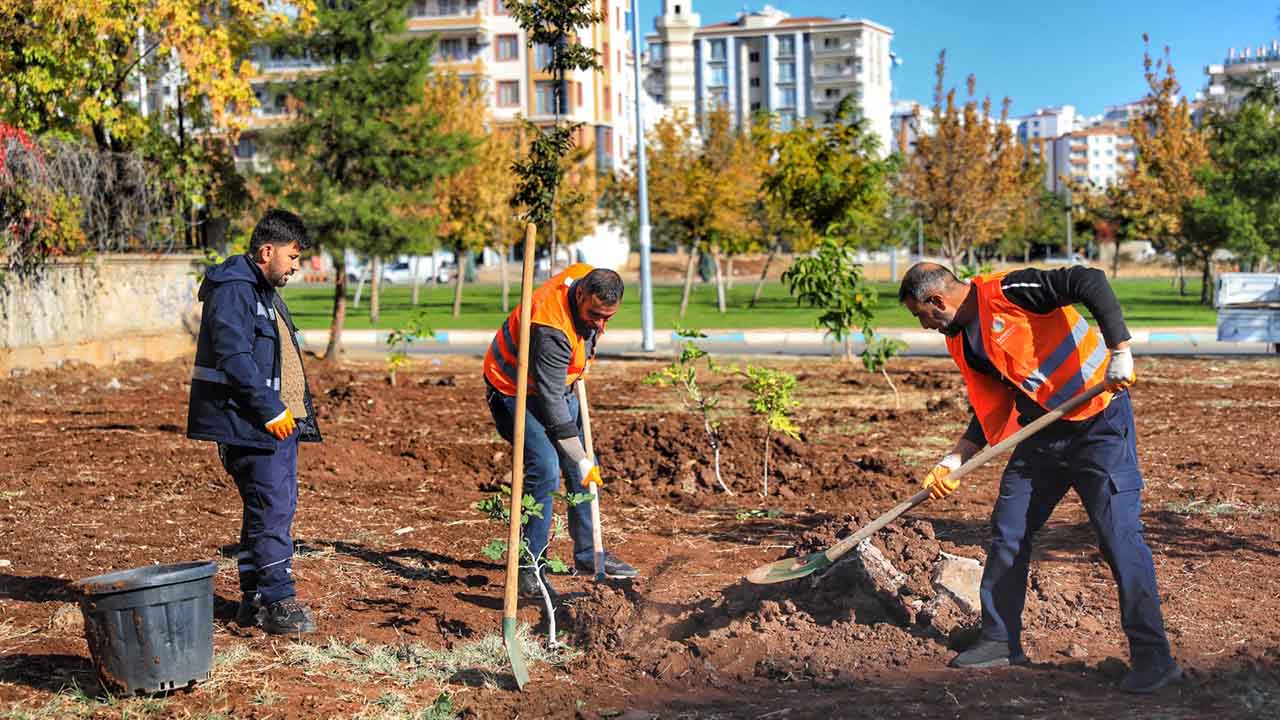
[274,0,474,359]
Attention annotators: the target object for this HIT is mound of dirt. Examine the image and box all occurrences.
[566,517,987,684]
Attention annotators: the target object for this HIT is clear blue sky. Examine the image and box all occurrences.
[638,0,1278,117]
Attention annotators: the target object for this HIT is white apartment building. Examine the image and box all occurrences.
[1053,124,1135,191]
[236,1,637,174]
[1205,40,1280,110]
[644,3,894,152]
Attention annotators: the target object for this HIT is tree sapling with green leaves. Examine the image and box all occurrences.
[384,311,433,387]
[738,365,801,497]
[644,329,733,495]
[475,488,591,644]
[860,330,908,408]
[781,238,878,362]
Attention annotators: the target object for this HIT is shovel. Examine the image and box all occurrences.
[575,379,607,582]
[502,222,538,689]
[746,383,1109,585]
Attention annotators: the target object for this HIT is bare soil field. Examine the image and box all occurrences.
[1,355,1278,719]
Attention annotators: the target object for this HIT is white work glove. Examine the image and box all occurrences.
[1104,346,1135,391]
[577,457,603,489]
[921,453,963,501]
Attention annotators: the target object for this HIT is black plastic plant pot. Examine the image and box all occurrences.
[74,561,217,695]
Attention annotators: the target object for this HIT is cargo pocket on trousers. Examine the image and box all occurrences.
[1108,468,1145,494]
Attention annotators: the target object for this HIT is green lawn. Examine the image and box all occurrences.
[280,278,1216,332]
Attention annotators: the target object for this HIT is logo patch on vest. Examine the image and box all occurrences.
[991,318,1005,334]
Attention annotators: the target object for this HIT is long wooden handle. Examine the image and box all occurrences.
[821,383,1110,565]
[576,381,605,562]
[504,223,538,621]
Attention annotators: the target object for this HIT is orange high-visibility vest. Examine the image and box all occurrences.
[946,273,1113,445]
[484,263,595,397]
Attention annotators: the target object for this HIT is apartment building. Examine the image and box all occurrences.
[1053,123,1135,191]
[1205,41,1280,110]
[644,3,894,152]
[235,1,637,174]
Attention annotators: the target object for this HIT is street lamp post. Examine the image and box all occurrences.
[631,0,654,351]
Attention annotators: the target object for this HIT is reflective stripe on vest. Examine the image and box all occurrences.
[949,274,1112,444]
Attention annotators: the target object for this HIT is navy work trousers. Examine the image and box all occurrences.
[486,385,595,567]
[220,433,299,606]
[979,391,1171,664]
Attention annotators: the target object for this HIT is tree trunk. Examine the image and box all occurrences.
[726,256,735,290]
[762,427,771,497]
[452,245,466,317]
[369,256,382,325]
[750,243,778,308]
[712,247,727,314]
[500,246,510,313]
[411,256,422,305]
[679,244,699,319]
[325,255,348,363]
[353,272,365,309]
[1111,239,1121,279]
[1201,255,1213,306]
[1023,245,1030,264]
[1177,261,1186,296]
[430,248,440,287]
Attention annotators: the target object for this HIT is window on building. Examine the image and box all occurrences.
[534,42,555,69]
[780,87,797,108]
[437,38,464,61]
[674,4,681,13]
[824,88,839,98]
[576,81,582,108]
[496,34,519,61]
[776,62,795,83]
[709,90,729,109]
[535,81,557,114]
[822,36,841,49]
[235,136,256,159]
[778,110,795,131]
[749,51,760,62]
[603,42,610,68]
[710,39,727,61]
[651,43,663,60]
[776,35,794,57]
[710,66,728,86]
[749,77,760,88]
[493,0,506,13]
[604,85,611,113]
[497,80,521,107]
[750,101,761,111]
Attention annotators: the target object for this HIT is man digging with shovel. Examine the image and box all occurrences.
[483,263,639,601]
[899,262,1179,694]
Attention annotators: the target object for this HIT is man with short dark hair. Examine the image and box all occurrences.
[897,261,1177,694]
[187,208,322,635]
[484,263,638,599]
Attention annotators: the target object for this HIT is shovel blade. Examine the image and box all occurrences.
[745,550,833,585]
[503,617,529,689]
[593,550,607,583]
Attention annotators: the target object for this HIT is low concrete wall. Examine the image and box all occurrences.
[0,254,203,373]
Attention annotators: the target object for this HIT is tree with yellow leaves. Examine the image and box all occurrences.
[898,51,1032,269]
[1124,37,1212,302]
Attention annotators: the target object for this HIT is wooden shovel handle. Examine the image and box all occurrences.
[821,383,1109,565]
[503,223,538,622]
[576,380,605,561]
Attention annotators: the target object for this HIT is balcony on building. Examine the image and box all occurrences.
[811,32,861,57]
[812,61,860,84]
[408,0,485,30]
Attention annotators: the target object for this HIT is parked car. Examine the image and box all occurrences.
[381,260,453,285]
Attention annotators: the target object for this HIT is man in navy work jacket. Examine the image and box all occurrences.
[187,209,322,635]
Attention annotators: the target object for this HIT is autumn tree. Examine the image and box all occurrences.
[1067,180,1134,278]
[421,72,518,317]
[898,51,1033,268]
[747,115,810,307]
[1125,39,1212,301]
[276,0,473,358]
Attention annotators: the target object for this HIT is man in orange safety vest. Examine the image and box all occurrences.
[898,262,1178,694]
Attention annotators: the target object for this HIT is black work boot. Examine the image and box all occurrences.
[1120,656,1181,694]
[518,568,559,604]
[235,593,261,628]
[261,598,317,635]
[949,639,1028,668]
[574,552,639,579]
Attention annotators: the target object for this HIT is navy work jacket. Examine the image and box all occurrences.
[186,254,322,450]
